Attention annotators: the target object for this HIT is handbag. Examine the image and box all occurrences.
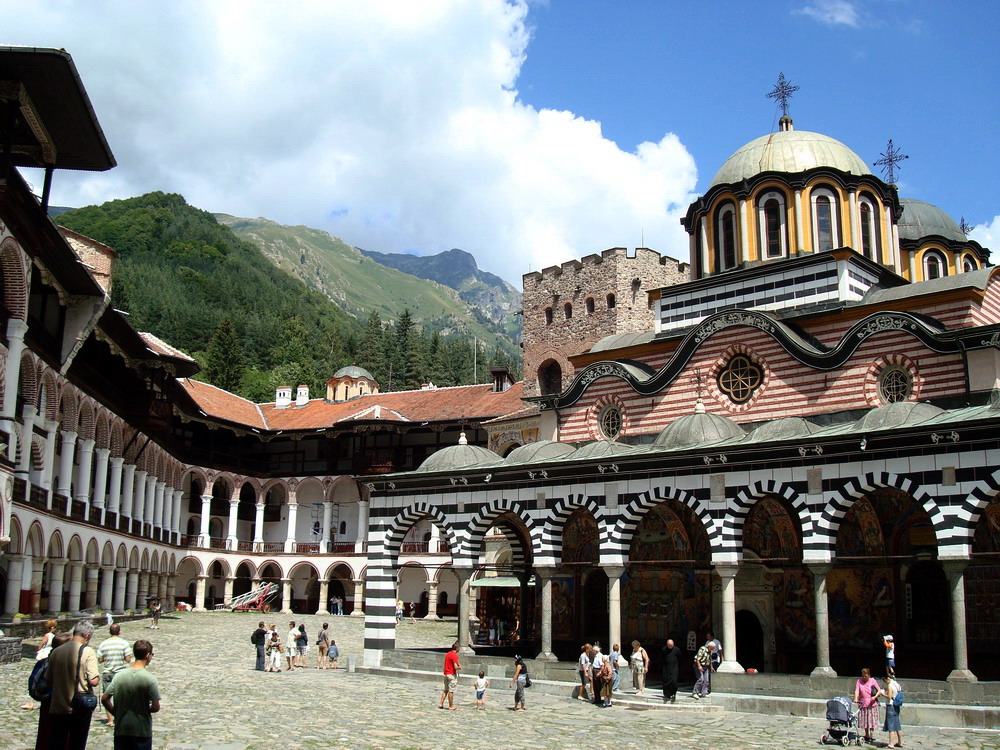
[524,676,532,688]
[70,644,98,712]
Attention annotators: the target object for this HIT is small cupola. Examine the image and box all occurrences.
[295,384,309,407]
[275,386,292,408]
[491,366,514,393]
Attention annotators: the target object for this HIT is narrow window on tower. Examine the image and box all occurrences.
[716,203,738,271]
[858,195,880,261]
[923,250,947,280]
[756,191,787,259]
[811,187,840,252]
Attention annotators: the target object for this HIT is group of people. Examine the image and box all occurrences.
[576,641,632,707]
[250,621,341,672]
[32,620,161,750]
[852,635,904,747]
[436,641,531,712]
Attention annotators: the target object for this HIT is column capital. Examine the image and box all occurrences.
[44,418,61,432]
[229,497,240,506]
[94,446,111,458]
[60,428,78,441]
[109,455,124,466]
[713,562,741,578]
[77,437,96,450]
[942,559,970,578]
[807,561,833,577]
[533,566,557,580]
[200,493,213,503]
[604,565,626,579]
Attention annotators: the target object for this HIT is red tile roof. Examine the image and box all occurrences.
[178,380,527,432]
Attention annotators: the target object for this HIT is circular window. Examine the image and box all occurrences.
[598,404,623,440]
[878,365,912,404]
[717,354,764,404]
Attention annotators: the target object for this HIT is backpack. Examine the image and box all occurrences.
[28,658,51,702]
[251,629,263,645]
[893,687,904,707]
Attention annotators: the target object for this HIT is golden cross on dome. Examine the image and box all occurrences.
[873,139,910,184]
[767,72,800,117]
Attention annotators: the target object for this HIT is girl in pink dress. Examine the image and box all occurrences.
[854,667,881,742]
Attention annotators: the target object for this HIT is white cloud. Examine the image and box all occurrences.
[970,216,1000,250]
[795,0,862,28]
[6,0,698,285]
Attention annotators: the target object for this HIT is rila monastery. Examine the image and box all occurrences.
[2,44,1000,708]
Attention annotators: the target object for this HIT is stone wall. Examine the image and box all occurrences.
[522,247,689,397]
[0,636,22,664]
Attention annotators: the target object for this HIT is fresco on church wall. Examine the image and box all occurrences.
[772,568,815,649]
[561,508,599,564]
[743,496,801,561]
[828,567,895,649]
[629,502,709,563]
[968,500,1000,655]
[622,568,711,643]
[550,576,575,636]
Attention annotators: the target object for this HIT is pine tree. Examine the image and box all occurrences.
[203,318,244,392]
[358,310,386,385]
[392,309,418,391]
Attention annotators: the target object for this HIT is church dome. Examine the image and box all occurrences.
[653,401,745,450]
[897,199,966,242]
[854,401,945,432]
[416,436,502,473]
[333,365,375,380]
[710,128,872,188]
[502,440,577,465]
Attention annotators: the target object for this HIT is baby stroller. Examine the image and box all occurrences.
[821,696,861,746]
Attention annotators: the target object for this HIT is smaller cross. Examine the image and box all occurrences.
[767,72,800,117]
[959,217,973,236]
[873,139,909,184]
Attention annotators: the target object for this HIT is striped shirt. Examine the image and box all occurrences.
[96,636,131,674]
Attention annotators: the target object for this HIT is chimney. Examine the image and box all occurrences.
[275,386,292,408]
[295,384,310,407]
[491,366,512,393]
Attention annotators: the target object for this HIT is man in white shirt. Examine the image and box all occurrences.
[591,645,606,705]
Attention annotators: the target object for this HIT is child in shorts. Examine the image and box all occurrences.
[475,671,490,709]
[883,634,895,676]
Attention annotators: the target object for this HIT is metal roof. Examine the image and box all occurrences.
[897,198,967,242]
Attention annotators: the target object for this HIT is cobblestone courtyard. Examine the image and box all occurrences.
[3,612,999,750]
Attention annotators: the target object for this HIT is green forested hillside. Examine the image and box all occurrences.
[57,193,520,401]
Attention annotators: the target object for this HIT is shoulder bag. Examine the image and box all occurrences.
[70,645,98,712]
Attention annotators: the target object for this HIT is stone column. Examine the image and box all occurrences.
[2,554,24,614]
[119,463,137,522]
[84,565,100,609]
[198,493,212,547]
[55,430,78,501]
[125,569,139,611]
[320,501,333,553]
[943,560,977,682]
[284,498,299,553]
[113,567,128,613]
[29,557,45,615]
[0,319,27,458]
[73,438,96,519]
[350,578,365,616]
[355,499,370,553]
[137,572,149,609]
[606,565,626,653]
[253,502,265,552]
[535,566,557,661]
[280,578,293,614]
[429,523,441,554]
[317,579,330,615]
[106,456,124,516]
[153,481,166,532]
[162,575,174,610]
[132,470,148,527]
[143,474,156,532]
[424,579,440,620]
[99,565,115,611]
[66,562,84,613]
[223,576,235,606]
[47,561,67,613]
[16,405,37,477]
[91,448,111,520]
[172,489,184,542]
[193,575,208,612]
[455,568,474,655]
[715,564,743,673]
[40,419,60,501]
[809,562,837,677]
[226,496,240,550]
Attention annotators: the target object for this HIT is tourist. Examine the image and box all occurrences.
[609,643,623,693]
[251,621,267,671]
[96,623,133,727]
[661,638,681,703]
[438,641,461,710]
[33,631,72,750]
[335,596,344,615]
[101,639,161,750]
[285,621,299,670]
[707,630,723,685]
[577,643,592,701]
[266,631,283,672]
[591,644,606,705]
[630,640,650,696]
[880,673,904,748]
[884,634,896,677]
[409,601,417,624]
[488,618,497,645]
[597,649,614,707]
[509,655,528,711]
[692,640,715,699]
[45,620,100,750]
[296,623,308,666]
[854,667,882,743]
[395,600,404,622]
[328,639,340,669]
[149,599,162,629]
[21,618,58,710]
[474,670,490,710]
[316,622,330,669]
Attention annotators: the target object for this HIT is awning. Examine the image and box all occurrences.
[470,576,534,588]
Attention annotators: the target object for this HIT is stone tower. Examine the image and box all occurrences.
[521,247,689,398]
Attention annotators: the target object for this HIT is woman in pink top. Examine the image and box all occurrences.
[853,667,881,743]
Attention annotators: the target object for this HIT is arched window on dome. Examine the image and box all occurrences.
[810,187,840,252]
[858,194,881,261]
[756,190,787,259]
[715,202,738,271]
[962,254,979,273]
[923,250,948,280]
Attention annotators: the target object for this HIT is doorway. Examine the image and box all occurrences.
[736,609,765,672]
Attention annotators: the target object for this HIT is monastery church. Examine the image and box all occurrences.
[1,49,999,688]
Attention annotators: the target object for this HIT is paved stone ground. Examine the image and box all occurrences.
[3,612,999,749]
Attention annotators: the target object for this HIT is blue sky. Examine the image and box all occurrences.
[3,1,998,285]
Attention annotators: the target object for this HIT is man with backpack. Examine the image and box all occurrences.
[45,620,101,749]
[251,621,267,671]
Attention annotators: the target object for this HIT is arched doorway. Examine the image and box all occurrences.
[234,563,253,598]
[582,569,609,647]
[736,609,765,672]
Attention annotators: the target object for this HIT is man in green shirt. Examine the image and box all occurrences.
[102,639,161,750]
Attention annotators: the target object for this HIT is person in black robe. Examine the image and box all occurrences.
[661,638,681,703]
